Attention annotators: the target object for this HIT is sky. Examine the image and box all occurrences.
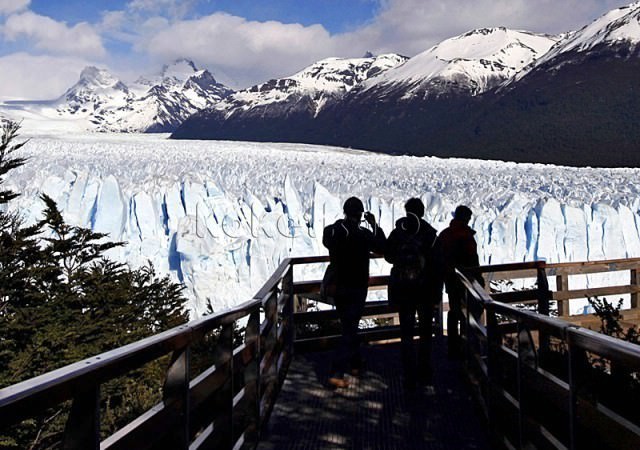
[0,0,628,100]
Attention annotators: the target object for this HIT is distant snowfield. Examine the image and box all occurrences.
[7,132,640,316]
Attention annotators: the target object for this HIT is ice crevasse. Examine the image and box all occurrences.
[7,134,640,317]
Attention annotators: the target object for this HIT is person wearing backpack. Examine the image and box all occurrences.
[323,196,386,388]
[385,198,438,391]
[433,205,483,359]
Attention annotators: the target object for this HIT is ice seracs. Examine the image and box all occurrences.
[8,134,640,317]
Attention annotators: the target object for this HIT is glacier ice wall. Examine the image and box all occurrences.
[7,133,640,316]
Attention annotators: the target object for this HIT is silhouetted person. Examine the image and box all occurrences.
[385,198,438,391]
[323,197,386,388]
[434,205,482,358]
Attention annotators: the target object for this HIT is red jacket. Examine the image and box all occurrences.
[434,219,481,285]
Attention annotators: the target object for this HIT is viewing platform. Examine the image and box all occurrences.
[2,256,640,449]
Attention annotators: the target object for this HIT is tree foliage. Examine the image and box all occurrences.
[0,122,188,449]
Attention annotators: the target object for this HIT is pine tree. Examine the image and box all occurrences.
[0,122,189,449]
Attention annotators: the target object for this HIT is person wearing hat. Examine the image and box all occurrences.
[322,196,386,388]
[433,205,483,358]
[385,197,438,392]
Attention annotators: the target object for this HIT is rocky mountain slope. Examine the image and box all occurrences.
[172,3,640,167]
[1,59,233,133]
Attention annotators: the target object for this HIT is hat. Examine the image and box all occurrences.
[453,205,472,222]
[343,197,364,216]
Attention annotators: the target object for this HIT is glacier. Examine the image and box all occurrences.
[6,132,640,317]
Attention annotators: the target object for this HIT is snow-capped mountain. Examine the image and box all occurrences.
[359,28,558,98]
[170,29,558,142]
[172,2,640,167]
[0,59,233,133]
[219,53,408,116]
[510,2,640,83]
[171,54,407,139]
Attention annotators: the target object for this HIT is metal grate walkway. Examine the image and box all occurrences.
[258,338,490,450]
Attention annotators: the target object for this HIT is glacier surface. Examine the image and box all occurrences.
[7,133,640,316]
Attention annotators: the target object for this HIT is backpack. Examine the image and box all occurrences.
[394,234,427,284]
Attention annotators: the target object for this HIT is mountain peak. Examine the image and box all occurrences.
[161,59,199,79]
[78,66,120,87]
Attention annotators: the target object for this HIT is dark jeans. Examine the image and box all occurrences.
[398,300,434,384]
[332,286,368,377]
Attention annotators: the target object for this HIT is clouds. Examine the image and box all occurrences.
[0,0,629,99]
[340,0,625,56]
[127,0,198,19]
[0,52,93,100]
[0,0,29,16]
[136,0,626,88]
[3,11,106,58]
[142,13,339,87]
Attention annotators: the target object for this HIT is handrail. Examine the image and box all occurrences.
[4,255,640,450]
[456,266,640,450]
[0,261,295,449]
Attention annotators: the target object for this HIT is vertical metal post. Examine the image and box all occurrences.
[162,345,191,450]
[567,330,579,450]
[485,303,500,446]
[631,269,638,309]
[556,273,568,316]
[261,291,278,431]
[215,323,234,449]
[281,267,295,376]
[536,266,551,359]
[62,386,100,450]
[243,309,260,449]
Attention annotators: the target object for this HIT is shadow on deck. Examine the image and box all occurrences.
[259,338,489,450]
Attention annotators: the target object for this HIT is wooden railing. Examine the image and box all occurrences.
[479,257,640,317]
[4,254,639,450]
[0,255,409,450]
[457,260,640,450]
[0,258,297,450]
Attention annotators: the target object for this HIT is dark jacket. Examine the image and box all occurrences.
[385,215,438,304]
[322,219,386,289]
[434,218,481,288]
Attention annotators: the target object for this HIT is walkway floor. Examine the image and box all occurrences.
[258,337,490,450]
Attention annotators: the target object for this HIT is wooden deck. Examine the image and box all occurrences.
[258,338,489,450]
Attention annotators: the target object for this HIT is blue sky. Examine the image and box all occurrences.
[0,0,626,100]
[30,0,379,34]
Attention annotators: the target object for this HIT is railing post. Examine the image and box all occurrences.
[162,345,191,449]
[536,266,551,358]
[242,309,260,449]
[556,273,568,316]
[485,303,500,446]
[281,267,295,377]
[62,386,100,450]
[631,268,638,309]
[567,330,579,450]
[216,323,234,449]
[260,291,278,432]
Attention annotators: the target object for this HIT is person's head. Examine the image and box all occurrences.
[343,196,364,222]
[404,197,425,218]
[453,205,473,224]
